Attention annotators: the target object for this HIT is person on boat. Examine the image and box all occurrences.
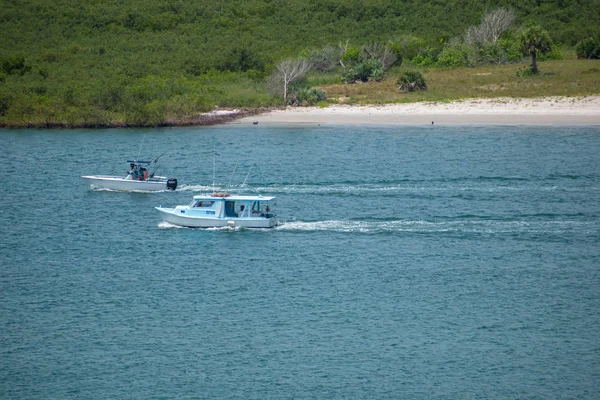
[126,163,135,180]
[127,163,140,180]
[239,205,245,217]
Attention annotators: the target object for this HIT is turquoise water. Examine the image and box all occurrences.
[1,125,599,399]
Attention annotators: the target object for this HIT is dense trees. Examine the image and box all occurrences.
[576,37,600,59]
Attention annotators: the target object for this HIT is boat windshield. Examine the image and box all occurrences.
[191,200,215,208]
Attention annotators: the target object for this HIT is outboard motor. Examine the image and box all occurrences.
[166,178,178,191]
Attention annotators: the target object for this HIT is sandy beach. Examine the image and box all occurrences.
[235,96,600,126]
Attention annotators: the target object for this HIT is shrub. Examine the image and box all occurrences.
[390,36,427,62]
[341,66,358,83]
[499,35,524,63]
[411,46,441,66]
[308,45,340,72]
[386,42,404,67]
[0,95,12,116]
[97,85,125,111]
[516,66,537,77]
[341,47,361,66]
[2,56,31,75]
[353,62,371,82]
[360,40,398,70]
[288,85,327,106]
[411,55,436,67]
[341,59,384,83]
[219,47,265,73]
[40,52,60,62]
[538,46,563,61]
[478,42,505,64]
[436,44,469,67]
[368,60,384,81]
[575,37,600,59]
[31,85,48,95]
[397,71,427,92]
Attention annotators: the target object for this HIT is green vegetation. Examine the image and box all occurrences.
[519,25,553,74]
[317,58,600,104]
[576,37,600,59]
[1,0,599,127]
[397,71,428,92]
[288,85,328,106]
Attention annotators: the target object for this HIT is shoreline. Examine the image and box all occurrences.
[2,96,599,129]
[0,108,267,129]
[234,96,600,126]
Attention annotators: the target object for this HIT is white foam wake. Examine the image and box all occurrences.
[158,221,186,229]
[176,184,214,192]
[275,219,590,234]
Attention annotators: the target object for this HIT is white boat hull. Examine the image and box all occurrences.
[82,175,173,192]
[156,207,278,228]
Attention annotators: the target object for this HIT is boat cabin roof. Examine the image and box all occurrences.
[193,194,275,202]
[127,160,153,165]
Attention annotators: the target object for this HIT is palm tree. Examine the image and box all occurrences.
[519,25,553,74]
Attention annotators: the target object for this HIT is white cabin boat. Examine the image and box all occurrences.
[156,193,277,228]
[82,160,177,192]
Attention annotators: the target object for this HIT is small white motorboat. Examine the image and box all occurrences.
[82,160,177,192]
[156,192,277,228]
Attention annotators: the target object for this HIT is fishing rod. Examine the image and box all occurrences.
[149,151,169,178]
[152,150,168,164]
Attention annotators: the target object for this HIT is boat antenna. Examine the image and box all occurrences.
[150,164,161,178]
[255,164,266,183]
[241,163,255,187]
[247,164,266,193]
[212,148,217,193]
[226,161,239,188]
[136,134,146,163]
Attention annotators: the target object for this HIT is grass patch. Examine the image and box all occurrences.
[318,59,600,104]
[305,71,342,86]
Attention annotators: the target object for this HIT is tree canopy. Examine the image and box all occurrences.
[520,25,554,73]
[1,0,599,126]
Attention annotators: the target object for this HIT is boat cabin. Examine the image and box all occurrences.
[185,194,275,219]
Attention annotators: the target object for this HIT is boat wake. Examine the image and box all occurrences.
[275,218,594,235]
[157,221,246,231]
[250,181,568,196]
[158,221,186,229]
[91,187,169,193]
[156,218,594,236]
[176,184,214,192]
